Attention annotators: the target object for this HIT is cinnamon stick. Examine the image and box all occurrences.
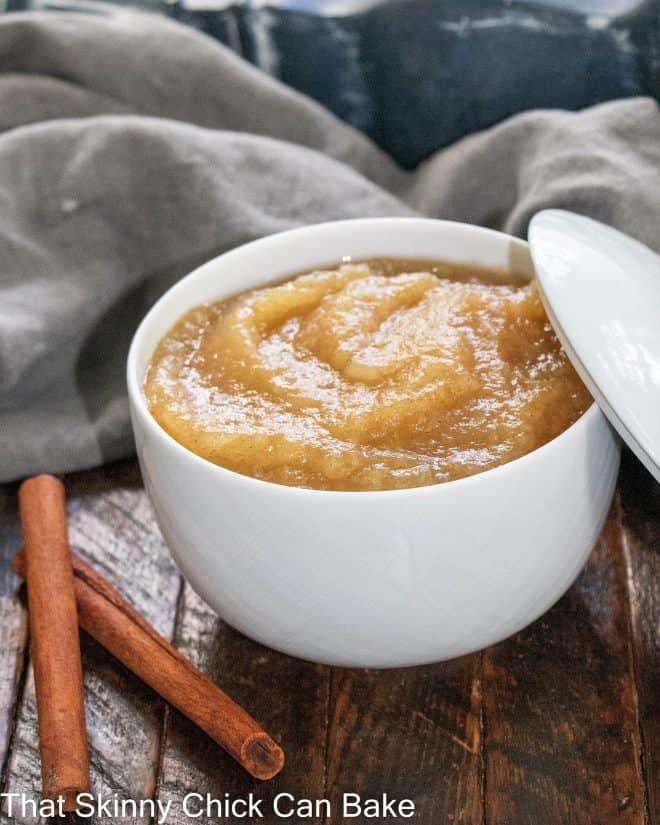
[18,475,90,811]
[13,549,285,780]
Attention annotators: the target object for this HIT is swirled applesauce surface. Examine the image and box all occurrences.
[145,259,591,491]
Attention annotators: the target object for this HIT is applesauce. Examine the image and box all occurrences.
[144,259,591,491]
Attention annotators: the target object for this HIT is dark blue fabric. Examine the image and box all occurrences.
[7,0,660,167]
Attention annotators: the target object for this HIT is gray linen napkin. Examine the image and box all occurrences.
[1,5,659,482]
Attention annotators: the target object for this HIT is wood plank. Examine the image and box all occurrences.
[619,450,660,822]
[0,482,28,780]
[1,461,182,825]
[155,583,331,825]
[325,656,483,824]
[482,510,646,825]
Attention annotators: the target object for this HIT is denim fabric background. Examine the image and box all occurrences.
[4,0,659,166]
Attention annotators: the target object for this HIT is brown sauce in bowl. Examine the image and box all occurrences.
[144,259,592,491]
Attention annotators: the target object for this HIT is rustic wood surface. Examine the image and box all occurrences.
[0,450,657,825]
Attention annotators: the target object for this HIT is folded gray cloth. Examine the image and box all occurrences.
[1,4,659,482]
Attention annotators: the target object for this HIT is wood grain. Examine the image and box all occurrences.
[156,583,330,824]
[483,511,646,824]
[325,656,484,824]
[1,463,181,824]
[0,483,27,784]
[619,450,660,823]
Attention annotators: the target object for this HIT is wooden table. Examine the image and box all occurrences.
[0,450,657,825]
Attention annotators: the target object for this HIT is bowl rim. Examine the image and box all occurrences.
[127,217,601,498]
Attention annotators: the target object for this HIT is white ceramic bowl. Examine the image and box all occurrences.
[127,218,620,667]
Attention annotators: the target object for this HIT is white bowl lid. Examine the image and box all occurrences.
[529,209,660,483]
